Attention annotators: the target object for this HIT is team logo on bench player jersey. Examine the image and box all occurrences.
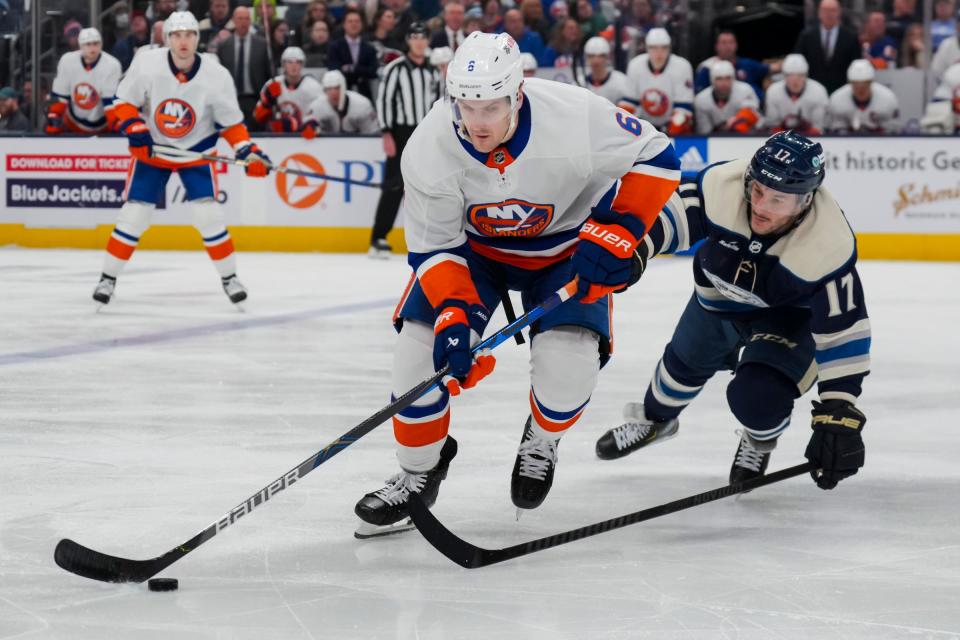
[73,83,99,110]
[154,98,197,138]
[468,199,554,237]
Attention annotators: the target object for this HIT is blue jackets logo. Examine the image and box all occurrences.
[468,199,555,237]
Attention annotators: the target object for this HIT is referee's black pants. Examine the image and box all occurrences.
[371,125,416,246]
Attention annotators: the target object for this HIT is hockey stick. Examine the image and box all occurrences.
[408,462,815,568]
[54,280,579,583]
[150,144,381,188]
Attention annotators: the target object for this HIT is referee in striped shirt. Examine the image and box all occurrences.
[370,22,440,258]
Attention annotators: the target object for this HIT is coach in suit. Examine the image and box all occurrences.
[217,6,273,128]
[429,2,466,51]
[327,8,380,101]
[793,0,862,94]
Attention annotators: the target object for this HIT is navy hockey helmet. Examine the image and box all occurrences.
[747,131,825,196]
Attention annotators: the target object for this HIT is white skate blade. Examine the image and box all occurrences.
[354,518,415,539]
[515,508,524,522]
[94,302,106,314]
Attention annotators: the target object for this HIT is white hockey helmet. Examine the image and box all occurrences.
[281,46,306,63]
[584,36,611,57]
[430,46,454,66]
[710,59,735,83]
[645,27,671,48]
[782,53,808,76]
[163,11,200,41]
[78,28,102,46]
[322,70,347,110]
[521,52,538,72]
[847,59,875,82]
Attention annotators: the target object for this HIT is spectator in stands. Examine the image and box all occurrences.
[502,8,547,65]
[370,8,404,59]
[694,31,769,99]
[886,0,920,46]
[270,20,291,65]
[519,0,550,44]
[544,17,585,69]
[827,59,900,134]
[112,12,150,70]
[932,0,957,52]
[793,0,861,94]
[623,0,657,35]
[303,20,331,67]
[572,0,608,41]
[253,0,278,32]
[199,0,234,50]
[0,86,29,132]
[101,1,131,51]
[764,53,828,135]
[482,0,503,33]
[327,8,380,100]
[430,1,466,50]
[149,0,176,23]
[861,11,898,69]
[19,80,34,122]
[464,12,484,37]
[386,0,419,47]
[218,7,274,128]
[300,0,335,47]
[900,22,927,68]
[548,0,568,25]
[694,60,762,134]
[63,20,82,51]
[921,62,960,133]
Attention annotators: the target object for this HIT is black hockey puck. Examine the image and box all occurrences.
[147,578,179,592]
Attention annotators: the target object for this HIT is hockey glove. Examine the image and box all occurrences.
[261,80,283,107]
[572,209,645,304]
[432,303,495,396]
[45,101,67,134]
[614,243,648,295]
[236,142,272,178]
[301,121,319,140]
[805,400,866,490]
[267,114,300,133]
[121,118,154,162]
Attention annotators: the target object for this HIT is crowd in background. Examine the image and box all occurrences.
[2,0,960,133]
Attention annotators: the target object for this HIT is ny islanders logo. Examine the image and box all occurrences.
[278,101,303,123]
[468,199,554,237]
[73,83,99,110]
[640,88,670,118]
[154,99,196,138]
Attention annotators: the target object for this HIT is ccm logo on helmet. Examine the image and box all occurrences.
[760,168,784,182]
[580,222,635,257]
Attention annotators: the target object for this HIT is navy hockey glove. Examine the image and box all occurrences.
[572,209,645,304]
[805,400,866,490]
[432,302,494,396]
[120,118,154,162]
[236,142,272,178]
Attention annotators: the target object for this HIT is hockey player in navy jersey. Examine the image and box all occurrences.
[595,131,870,490]
[353,32,680,536]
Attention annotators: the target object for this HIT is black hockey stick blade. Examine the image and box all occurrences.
[54,539,168,583]
[409,462,815,569]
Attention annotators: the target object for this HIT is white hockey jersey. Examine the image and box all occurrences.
[255,74,323,128]
[305,90,380,134]
[922,76,960,133]
[114,48,245,165]
[693,81,761,134]
[626,54,694,129]
[51,50,123,132]
[399,78,680,308]
[826,83,900,134]
[584,70,636,113]
[764,78,829,134]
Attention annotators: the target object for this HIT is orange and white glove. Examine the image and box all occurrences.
[432,303,495,396]
[235,142,272,178]
[301,121,319,140]
[572,210,644,304]
[120,117,154,162]
[45,101,67,134]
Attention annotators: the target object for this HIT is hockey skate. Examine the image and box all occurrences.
[92,274,116,309]
[511,417,559,513]
[354,436,458,539]
[367,239,392,260]
[595,402,679,460]
[221,275,248,305]
[729,430,777,486]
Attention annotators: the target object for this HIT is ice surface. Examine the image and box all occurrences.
[1,249,959,639]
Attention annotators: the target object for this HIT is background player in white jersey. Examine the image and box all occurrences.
[764,54,828,135]
[92,12,271,308]
[827,60,900,134]
[252,47,322,133]
[302,71,380,136]
[46,28,122,135]
[583,37,635,113]
[521,52,538,78]
[596,132,870,492]
[353,32,680,536]
[921,63,960,133]
[626,28,694,136]
[694,60,762,135]
[430,47,454,87]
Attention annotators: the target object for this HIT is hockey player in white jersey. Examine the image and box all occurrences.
[694,60,762,135]
[252,47,322,133]
[302,71,380,137]
[827,59,900,134]
[626,28,694,135]
[764,53,828,135]
[921,63,960,133]
[583,37,636,113]
[46,28,122,134]
[521,52,538,78]
[92,11,272,308]
[353,32,680,536]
